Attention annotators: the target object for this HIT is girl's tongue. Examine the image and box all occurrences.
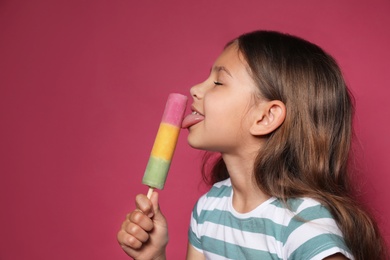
[181,113,205,129]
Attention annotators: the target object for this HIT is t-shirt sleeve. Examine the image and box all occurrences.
[286,231,353,260]
[188,196,206,252]
[283,203,354,260]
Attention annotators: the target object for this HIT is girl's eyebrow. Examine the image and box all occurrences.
[210,66,233,77]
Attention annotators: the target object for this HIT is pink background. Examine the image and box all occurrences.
[1,1,389,259]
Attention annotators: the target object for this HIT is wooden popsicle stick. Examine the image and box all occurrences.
[147,187,154,199]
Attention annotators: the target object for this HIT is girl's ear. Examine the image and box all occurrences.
[249,100,286,136]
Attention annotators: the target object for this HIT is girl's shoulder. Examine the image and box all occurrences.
[269,197,337,227]
[193,178,232,214]
[271,197,329,214]
[205,178,232,198]
[195,178,233,202]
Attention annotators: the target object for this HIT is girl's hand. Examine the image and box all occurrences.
[117,192,168,260]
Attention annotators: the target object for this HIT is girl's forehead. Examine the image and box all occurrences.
[212,43,248,74]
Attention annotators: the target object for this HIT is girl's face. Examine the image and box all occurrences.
[185,43,261,155]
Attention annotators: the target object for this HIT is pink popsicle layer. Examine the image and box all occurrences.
[161,93,188,126]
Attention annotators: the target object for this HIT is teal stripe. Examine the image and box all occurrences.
[206,184,232,198]
[271,198,304,212]
[296,204,333,220]
[202,236,282,260]
[283,205,334,243]
[288,233,350,259]
[192,200,199,222]
[198,209,285,241]
[188,227,202,250]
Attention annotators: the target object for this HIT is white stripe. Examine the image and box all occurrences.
[311,248,354,260]
[213,178,231,188]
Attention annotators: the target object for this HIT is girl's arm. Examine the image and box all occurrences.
[186,242,205,260]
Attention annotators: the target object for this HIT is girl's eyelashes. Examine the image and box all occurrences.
[213,81,223,86]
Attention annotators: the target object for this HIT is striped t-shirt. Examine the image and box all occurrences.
[188,178,353,260]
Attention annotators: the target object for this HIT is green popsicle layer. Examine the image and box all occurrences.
[142,156,171,190]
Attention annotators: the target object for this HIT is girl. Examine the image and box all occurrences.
[117,30,387,259]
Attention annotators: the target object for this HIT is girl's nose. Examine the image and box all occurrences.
[190,81,206,100]
[190,83,200,99]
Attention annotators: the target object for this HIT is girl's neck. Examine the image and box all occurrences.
[222,153,270,213]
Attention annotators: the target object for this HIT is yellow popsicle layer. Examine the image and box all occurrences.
[150,123,180,160]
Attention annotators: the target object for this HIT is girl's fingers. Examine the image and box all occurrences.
[117,229,142,249]
[129,210,154,231]
[118,210,153,248]
[125,222,150,243]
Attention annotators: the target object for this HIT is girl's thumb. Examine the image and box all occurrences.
[149,191,165,222]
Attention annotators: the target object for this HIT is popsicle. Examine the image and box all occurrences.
[142,93,188,198]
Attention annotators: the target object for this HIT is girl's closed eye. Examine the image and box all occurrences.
[214,81,223,86]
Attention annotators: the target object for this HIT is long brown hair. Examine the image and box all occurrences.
[202,31,388,260]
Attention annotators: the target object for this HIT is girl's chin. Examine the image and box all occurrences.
[187,139,203,150]
[187,137,208,150]
[187,139,221,153]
